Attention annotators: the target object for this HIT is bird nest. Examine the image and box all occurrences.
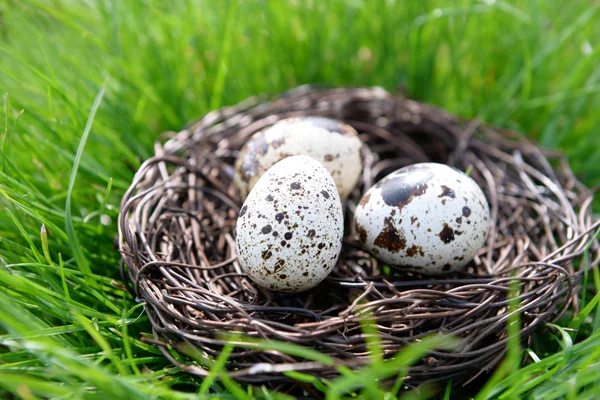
[118,86,600,390]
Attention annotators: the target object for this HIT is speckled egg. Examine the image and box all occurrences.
[233,116,363,200]
[354,163,490,274]
[235,155,344,292]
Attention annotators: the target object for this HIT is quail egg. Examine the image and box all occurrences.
[235,155,344,292]
[354,163,490,274]
[233,116,363,200]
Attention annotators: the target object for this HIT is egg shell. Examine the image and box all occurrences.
[354,163,490,274]
[233,116,363,200]
[235,155,344,293]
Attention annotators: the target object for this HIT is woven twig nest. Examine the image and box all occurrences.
[118,86,600,389]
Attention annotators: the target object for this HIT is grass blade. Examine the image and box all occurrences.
[64,82,106,286]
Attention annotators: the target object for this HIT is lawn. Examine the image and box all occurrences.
[1,0,600,399]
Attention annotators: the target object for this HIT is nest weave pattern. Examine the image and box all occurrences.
[119,86,600,387]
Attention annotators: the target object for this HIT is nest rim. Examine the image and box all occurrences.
[118,85,600,391]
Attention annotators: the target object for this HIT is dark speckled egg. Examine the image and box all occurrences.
[235,155,344,292]
[354,163,490,274]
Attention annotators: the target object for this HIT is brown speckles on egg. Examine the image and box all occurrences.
[321,190,329,199]
[439,185,456,199]
[236,155,344,293]
[374,217,407,252]
[462,206,472,217]
[438,224,455,244]
[406,244,425,257]
[261,248,273,260]
[233,116,362,200]
[354,162,490,275]
[273,259,285,272]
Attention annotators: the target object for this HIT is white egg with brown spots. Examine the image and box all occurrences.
[233,116,363,200]
[235,155,344,292]
[354,163,490,274]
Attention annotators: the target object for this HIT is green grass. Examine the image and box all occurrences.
[1,0,600,398]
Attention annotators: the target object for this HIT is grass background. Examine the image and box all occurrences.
[1,0,600,398]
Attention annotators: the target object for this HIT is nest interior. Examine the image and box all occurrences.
[118,86,600,388]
